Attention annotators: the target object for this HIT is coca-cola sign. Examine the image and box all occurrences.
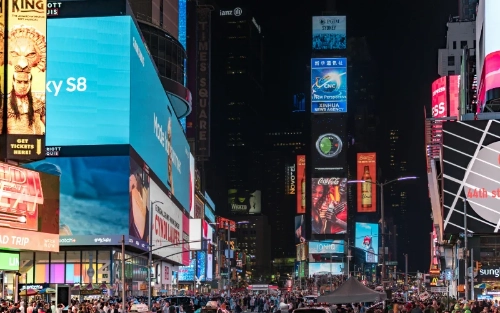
[317,177,341,185]
[358,154,375,162]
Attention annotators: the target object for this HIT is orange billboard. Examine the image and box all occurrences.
[296,155,306,214]
[357,153,377,213]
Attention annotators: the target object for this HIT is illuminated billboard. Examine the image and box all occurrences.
[189,154,195,217]
[312,16,346,51]
[228,189,261,214]
[431,77,447,118]
[294,215,305,244]
[443,120,500,233]
[311,177,347,235]
[285,163,296,195]
[311,114,347,172]
[356,153,377,213]
[355,222,378,263]
[449,75,460,118]
[0,162,59,251]
[2,0,47,159]
[308,240,344,254]
[296,155,306,214]
[296,242,307,261]
[311,58,347,113]
[309,263,343,276]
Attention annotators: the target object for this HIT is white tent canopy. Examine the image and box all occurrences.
[317,277,387,304]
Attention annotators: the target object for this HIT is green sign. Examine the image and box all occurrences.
[0,252,19,271]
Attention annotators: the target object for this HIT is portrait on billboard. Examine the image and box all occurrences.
[25,156,129,236]
[311,58,347,113]
[312,16,346,51]
[311,114,347,172]
[228,189,261,214]
[355,223,378,263]
[129,158,150,242]
[294,215,306,244]
[311,177,347,235]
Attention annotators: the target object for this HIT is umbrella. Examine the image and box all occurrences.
[19,289,38,296]
[85,283,94,290]
[71,285,81,291]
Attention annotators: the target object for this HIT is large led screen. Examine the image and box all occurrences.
[356,153,377,213]
[0,163,60,251]
[129,21,191,213]
[311,58,347,113]
[449,75,460,118]
[311,114,347,172]
[355,222,378,263]
[311,177,347,235]
[443,120,500,233]
[312,16,346,51]
[46,17,131,146]
[25,156,129,237]
[129,157,150,243]
[197,251,206,281]
[178,257,195,281]
[308,240,345,254]
[431,77,447,118]
[227,189,262,214]
[294,215,306,244]
[309,263,343,276]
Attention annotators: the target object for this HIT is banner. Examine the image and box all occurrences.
[356,153,377,213]
[312,16,346,51]
[311,58,347,113]
[3,0,47,159]
[161,262,171,284]
[189,154,195,217]
[449,75,460,118]
[311,177,347,234]
[296,242,307,261]
[196,7,211,157]
[296,155,306,214]
[285,163,296,195]
[227,189,261,214]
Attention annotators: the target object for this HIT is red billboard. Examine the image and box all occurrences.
[296,155,306,214]
[216,216,236,232]
[356,153,377,213]
[449,75,460,118]
[431,77,447,118]
[478,51,500,111]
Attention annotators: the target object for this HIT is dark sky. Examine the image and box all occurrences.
[250,0,458,272]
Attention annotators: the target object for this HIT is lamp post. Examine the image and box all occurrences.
[149,200,164,307]
[349,176,417,288]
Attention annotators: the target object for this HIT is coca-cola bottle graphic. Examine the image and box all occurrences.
[301,166,306,211]
[361,166,372,209]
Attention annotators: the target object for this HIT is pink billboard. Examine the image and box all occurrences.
[182,213,190,266]
[449,75,460,118]
[478,51,500,111]
[431,77,447,118]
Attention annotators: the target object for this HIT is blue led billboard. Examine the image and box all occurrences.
[312,16,347,50]
[308,240,345,254]
[308,262,343,276]
[46,17,131,146]
[197,251,206,281]
[311,58,347,113]
[178,258,196,281]
[355,222,379,263]
[129,22,191,212]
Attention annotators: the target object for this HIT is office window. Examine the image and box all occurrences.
[448,56,455,66]
[453,41,457,49]
[461,41,468,49]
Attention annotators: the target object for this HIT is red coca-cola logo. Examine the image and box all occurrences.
[358,154,375,162]
[317,177,340,185]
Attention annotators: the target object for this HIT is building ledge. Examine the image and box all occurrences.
[161,76,192,118]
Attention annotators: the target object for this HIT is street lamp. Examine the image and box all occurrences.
[149,200,163,306]
[348,176,417,288]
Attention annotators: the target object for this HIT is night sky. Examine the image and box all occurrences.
[251,0,458,272]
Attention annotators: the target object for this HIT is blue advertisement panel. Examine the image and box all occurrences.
[312,16,347,50]
[308,240,345,254]
[46,17,131,146]
[129,22,191,212]
[355,222,379,263]
[205,192,215,211]
[308,262,343,276]
[205,206,215,223]
[311,58,347,113]
[178,258,196,281]
[197,251,206,281]
[24,156,129,236]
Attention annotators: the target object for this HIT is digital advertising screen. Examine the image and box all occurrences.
[129,157,150,243]
[206,253,213,281]
[356,153,377,213]
[355,222,378,263]
[197,251,206,281]
[308,240,345,254]
[189,154,195,216]
[432,77,447,118]
[205,192,215,211]
[228,189,262,214]
[150,179,183,263]
[294,215,306,244]
[128,19,191,213]
[311,114,347,172]
[312,16,346,50]
[182,213,190,266]
[297,155,306,214]
[311,177,347,235]
[0,163,59,251]
[311,58,347,113]
[45,17,131,147]
[443,120,500,233]
[449,75,460,118]
[308,262,343,276]
[296,243,307,261]
[178,257,196,281]
[205,206,215,223]
[2,0,48,160]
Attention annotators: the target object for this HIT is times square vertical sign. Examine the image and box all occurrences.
[196,6,211,158]
[0,0,47,161]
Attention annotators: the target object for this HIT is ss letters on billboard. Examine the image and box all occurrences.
[197,7,210,157]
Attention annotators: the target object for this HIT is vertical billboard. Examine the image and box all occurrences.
[189,154,195,217]
[195,6,211,157]
[449,75,460,118]
[311,114,347,172]
[227,189,261,214]
[3,0,47,159]
[194,195,203,219]
[311,177,347,234]
[189,218,202,251]
[129,19,191,212]
[150,179,183,263]
[355,222,378,263]
[294,215,305,244]
[285,162,296,195]
[129,157,150,243]
[296,242,307,261]
[356,153,377,213]
[296,155,306,214]
[431,77,447,118]
[312,16,346,50]
[0,162,59,251]
[311,58,347,113]
[443,120,500,233]
[182,213,190,265]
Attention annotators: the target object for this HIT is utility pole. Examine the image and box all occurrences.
[404,254,408,302]
[380,184,386,286]
[463,199,468,301]
[121,235,126,312]
[470,248,474,300]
